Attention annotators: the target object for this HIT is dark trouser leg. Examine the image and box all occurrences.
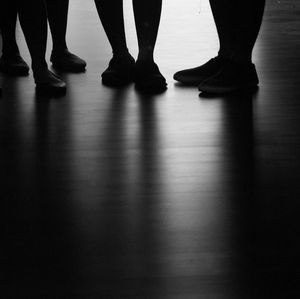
[16,0,48,71]
[198,1,265,93]
[233,0,265,63]
[0,1,20,56]
[209,0,237,59]
[210,0,265,63]
[45,0,68,52]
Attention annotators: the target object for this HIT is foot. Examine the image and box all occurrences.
[50,49,86,72]
[34,69,66,96]
[198,61,259,94]
[173,56,227,85]
[0,54,29,76]
[134,60,167,93]
[102,53,135,87]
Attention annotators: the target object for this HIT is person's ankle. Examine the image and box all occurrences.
[229,51,253,65]
[112,48,131,59]
[218,49,234,61]
[137,49,155,63]
[32,63,49,76]
[218,51,252,66]
[136,55,155,65]
[52,46,69,56]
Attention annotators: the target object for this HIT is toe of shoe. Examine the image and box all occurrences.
[173,71,182,81]
[173,72,203,85]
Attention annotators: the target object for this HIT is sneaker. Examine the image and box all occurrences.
[102,54,135,86]
[34,69,66,96]
[134,60,167,93]
[198,61,259,94]
[0,54,29,76]
[50,49,86,72]
[173,56,227,85]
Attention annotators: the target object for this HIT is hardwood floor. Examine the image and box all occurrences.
[2,0,300,298]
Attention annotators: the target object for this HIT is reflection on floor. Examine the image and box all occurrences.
[2,0,300,298]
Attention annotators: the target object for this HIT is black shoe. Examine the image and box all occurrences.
[198,61,259,94]
[102,54,135,87]
[34,69,66,96]
[50,50,86,72]
[0,54,29,76]
[173,56,227,85]
[134,61,167,93]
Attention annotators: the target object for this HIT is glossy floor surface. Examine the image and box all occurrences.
[2,0,300,298]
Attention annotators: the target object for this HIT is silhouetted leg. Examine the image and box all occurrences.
[45,0,68,52]
[233,0,265,63]
[132,0,162,62]
[46,0,86,72]
[174,0,236,85]
[16,0,47,71]
[175,0,265,91]
[16,0,66,94]
[209,0,265,63]
[132,0,167,92]
[94,0,135,86]
[94,0,128,56]
[0,1,29,75]
[209,0,237,59]
[0,1,19,56]
[198,0,265,93]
